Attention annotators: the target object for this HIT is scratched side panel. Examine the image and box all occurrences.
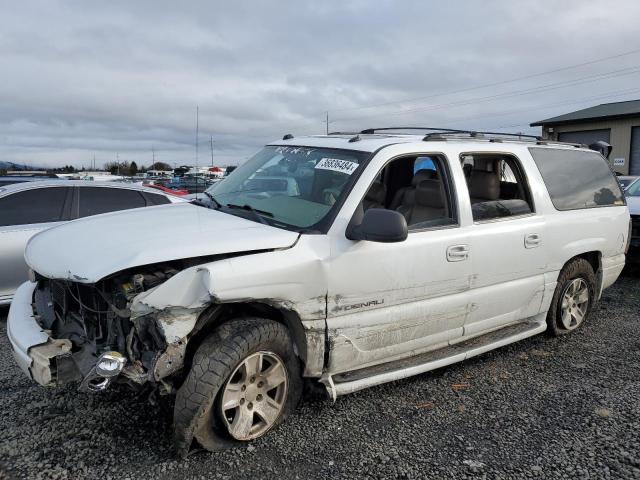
[464,215,547,335]
[327,294,470,374]
[326,226,473,375]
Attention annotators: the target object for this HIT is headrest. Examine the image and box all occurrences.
[415,179,445,208]
[365,181,386,204]
[412,168,437,186]
[469,171,500,201]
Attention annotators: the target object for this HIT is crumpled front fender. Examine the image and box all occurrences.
[126,267,214,382]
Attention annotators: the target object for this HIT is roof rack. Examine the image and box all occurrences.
[312,127,586,149]
[360,127,475,135]
[421,131,586,148]
[358,126,540,140]
[429,130,541,141]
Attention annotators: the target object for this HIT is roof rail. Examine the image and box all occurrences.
[359,126,544,141]
[423,131,586,148]
[330,127,584,148]
[360,127,472,135]
[422,130,541,141]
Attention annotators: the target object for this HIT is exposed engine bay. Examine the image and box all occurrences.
[32,261,200,392]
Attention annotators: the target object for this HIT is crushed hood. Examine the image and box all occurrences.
[25,203,299,283]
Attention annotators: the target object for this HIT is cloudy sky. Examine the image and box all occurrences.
[1,0,640,169]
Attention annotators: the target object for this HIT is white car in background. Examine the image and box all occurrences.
[0,180,186,305]
[623,177,640,260]
[618,175,639,191]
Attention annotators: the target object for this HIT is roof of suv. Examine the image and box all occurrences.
[269,132,589,153]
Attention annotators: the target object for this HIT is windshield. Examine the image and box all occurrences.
[625,178,640,196]
[205,145,369,229]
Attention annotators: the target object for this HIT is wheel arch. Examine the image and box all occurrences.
[182,301,312,381]
[565,250,603,296]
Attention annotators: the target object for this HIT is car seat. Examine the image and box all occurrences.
[396,179,446,226]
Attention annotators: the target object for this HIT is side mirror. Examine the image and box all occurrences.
[346,208,408,243]
[589,140,612,159]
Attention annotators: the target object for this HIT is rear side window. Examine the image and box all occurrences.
[78,187,146,217]
[0,187,69,226]
[461,153,534,221]
[529,148,624,210]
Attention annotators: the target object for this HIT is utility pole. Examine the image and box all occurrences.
[210,135,214,167]
[116,152,120,176]
[152,146,156,168]
[325,111,329,135]
[195,106,199,171]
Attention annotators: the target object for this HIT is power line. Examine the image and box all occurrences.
[329,47,640,114]
[332,65,640,124]
[435,86,640,129]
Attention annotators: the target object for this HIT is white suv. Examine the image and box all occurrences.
[7,129,629,456]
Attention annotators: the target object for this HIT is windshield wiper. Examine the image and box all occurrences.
[225,203,274,225]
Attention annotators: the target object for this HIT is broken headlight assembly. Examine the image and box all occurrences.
[32,264,181,392]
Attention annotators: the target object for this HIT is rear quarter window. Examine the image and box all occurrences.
[528,147,624,210]
[143,192,172,205]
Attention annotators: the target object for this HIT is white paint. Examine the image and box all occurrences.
[13,134,631,392]
[24,202,299,283]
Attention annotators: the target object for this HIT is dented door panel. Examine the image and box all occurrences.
[464,216,547,336]
[326,226,473,374]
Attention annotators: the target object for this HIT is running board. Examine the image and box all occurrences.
[323,317,547,399]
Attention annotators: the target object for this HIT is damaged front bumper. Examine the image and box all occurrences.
[7,281,73,386]
[7,279,204,392]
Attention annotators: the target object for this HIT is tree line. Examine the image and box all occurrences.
[98,161,172,176]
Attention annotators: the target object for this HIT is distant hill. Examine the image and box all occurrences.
[0,161,39,170]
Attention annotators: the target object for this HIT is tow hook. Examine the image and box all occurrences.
[78,351,127,392]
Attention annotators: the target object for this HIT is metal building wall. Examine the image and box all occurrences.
[540,117,640,174]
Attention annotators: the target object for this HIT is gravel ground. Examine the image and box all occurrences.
[1,273,640,480]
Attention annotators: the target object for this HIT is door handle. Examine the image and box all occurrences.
[447,244,470,262]
[524,233,541,249]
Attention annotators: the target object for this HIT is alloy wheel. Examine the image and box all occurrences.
[560,278,590,331]
[219,351,288,441]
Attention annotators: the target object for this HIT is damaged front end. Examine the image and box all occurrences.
[31,264,206,393]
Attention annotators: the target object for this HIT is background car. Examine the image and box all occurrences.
[0,174,61,187]
[0,180,186,305]
[623,178,640,261]
[618,175,639,191]
[146,183,190,196]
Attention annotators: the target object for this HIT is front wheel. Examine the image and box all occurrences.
[173,318,302,456]
[546,258,597,336]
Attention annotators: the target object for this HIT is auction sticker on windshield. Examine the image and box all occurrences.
[315,158,359,175]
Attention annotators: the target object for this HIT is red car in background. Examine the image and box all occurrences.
[146,183,189,196]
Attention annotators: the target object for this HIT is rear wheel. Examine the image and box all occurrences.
[547,258,597,336]
[173,318,302,456]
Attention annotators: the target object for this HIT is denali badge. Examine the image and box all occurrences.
[343,299,385,311]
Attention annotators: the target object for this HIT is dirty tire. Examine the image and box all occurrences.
[173,318,302,457]
[546,258,597,336]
